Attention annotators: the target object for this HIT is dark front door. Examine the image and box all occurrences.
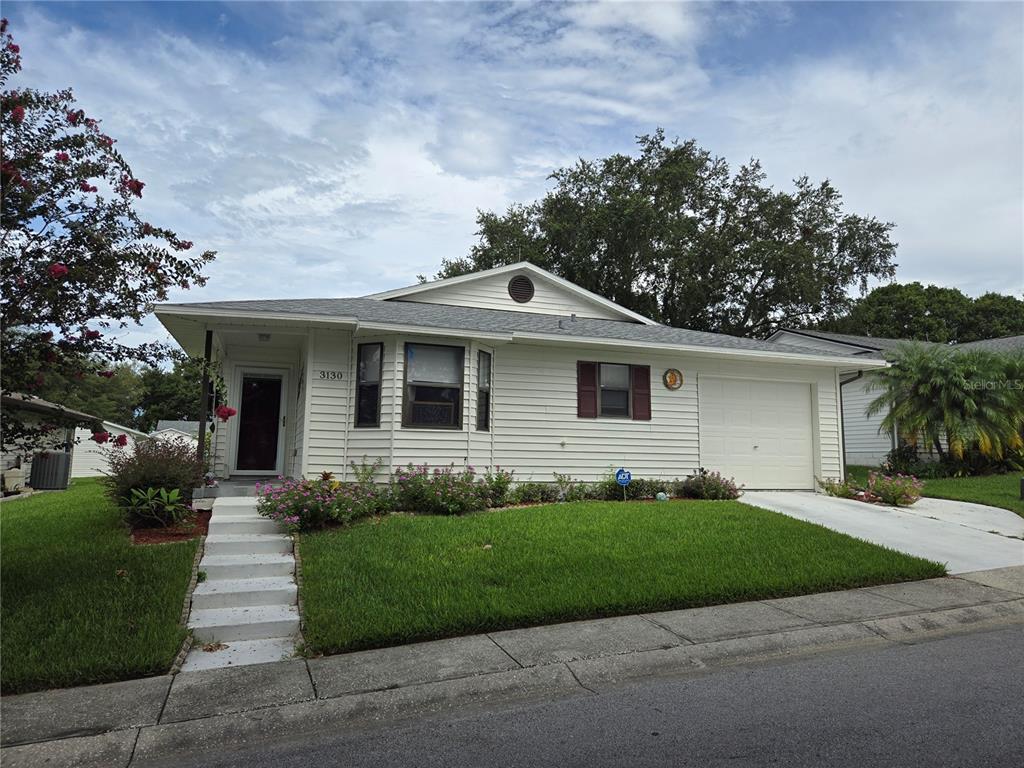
[236,375,282,471]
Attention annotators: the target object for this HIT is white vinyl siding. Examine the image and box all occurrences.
[216,329,844,489]
[841,376,893,466]
[390,269,627,321]
[71,423,149,478]
[305,328,350,477]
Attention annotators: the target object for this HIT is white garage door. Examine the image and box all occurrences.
[698,377,815,490]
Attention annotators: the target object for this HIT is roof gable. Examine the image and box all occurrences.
[367,262,658,325]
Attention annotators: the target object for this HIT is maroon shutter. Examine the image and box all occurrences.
[631,365,651,421]
[577,361,598,418]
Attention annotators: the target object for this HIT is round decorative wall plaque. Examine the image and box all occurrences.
[662,368,684,390]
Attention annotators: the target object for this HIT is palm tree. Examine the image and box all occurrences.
[866,344,1024,463]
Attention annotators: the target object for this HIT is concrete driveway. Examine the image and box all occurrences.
[743,492,1024,574]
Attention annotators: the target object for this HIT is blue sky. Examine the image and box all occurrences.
[6,1,1023,345]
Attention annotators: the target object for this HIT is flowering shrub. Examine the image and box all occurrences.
[481,466,515,507]
[818,477,860,499]
[391,464,489,515]
[673,468,741,500]
[257,477,335,533]
[867,472,923,506]
[104,436,206,506]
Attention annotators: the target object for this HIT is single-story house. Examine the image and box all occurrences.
[151,426,199,448]
[70,421,149,478]
[2,394,98,491]
[767,329,1024,466]
[155,419,201,438]
[153,262,886,490]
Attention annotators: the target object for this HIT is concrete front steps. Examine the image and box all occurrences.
[182,496,299,672]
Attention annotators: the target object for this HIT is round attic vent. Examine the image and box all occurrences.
[508,274,535,304]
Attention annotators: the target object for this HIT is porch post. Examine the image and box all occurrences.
[197,329,213,469]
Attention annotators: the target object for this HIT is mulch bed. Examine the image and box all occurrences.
[132,509,211,545]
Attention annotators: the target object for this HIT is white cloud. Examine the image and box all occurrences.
[7,0,1021,355]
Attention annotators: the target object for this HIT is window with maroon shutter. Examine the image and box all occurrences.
[578,361,653,420]
[577,361,598,418]
[631,365,651,421]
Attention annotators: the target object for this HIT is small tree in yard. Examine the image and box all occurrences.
[0,19,214,449]
[867,344,1024,468]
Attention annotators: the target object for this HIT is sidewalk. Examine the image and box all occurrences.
[3,566,1023,768]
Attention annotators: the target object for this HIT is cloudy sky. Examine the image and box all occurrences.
[7,1,1023,344]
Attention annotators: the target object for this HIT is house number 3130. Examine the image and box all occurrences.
[317,370,343,380]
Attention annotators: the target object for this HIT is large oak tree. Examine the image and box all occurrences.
[437,130,897,337]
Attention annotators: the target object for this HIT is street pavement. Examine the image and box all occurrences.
[149,624,1024,768]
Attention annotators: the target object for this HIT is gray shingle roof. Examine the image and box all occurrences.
[777,328,922,352]
[956,335,1024,352]
[161,297,857,359]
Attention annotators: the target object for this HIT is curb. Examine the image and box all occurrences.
[169,534,206,675]
[4,598,1021,768]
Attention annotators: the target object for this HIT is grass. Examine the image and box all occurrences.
[299,501,944,655]
[847,465,1024,517]
[1,479,198,694]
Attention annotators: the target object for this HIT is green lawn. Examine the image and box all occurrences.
[1,479,198,694]
[848,465,1024,517]
[299,501,944,655]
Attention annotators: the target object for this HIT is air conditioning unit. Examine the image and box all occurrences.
[29,450,72,490]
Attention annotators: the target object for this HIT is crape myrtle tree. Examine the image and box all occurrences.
[437,130,897,337]
[0,19,214,448]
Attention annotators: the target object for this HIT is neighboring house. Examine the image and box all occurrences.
[1,394,98,490]
[155,419,201,438]
[151,426,199,450]
[70,422,150,478]
[767,329,1024,466]
[154,262,885,490]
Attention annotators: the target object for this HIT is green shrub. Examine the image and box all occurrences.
[818,477,860,500]
[553,472,592,502]
[104,437,206,508]
[509,481,560,505]
[481,466,515,507]
[391,464,489,515]
[673,468,741,500]
[124,487,190,528]
[867,472,923,506]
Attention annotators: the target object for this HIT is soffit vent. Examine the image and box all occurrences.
[507,274,535,304]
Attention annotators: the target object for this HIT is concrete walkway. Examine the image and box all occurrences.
[3,567,1022,768]
[743,491,1024,573]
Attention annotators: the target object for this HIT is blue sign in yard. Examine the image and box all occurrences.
[615,468,632,486]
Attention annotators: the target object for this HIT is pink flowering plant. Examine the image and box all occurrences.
[866,471,924,507]
[257,471,389,532]
[391,463,495,515]
[257,477,336,533]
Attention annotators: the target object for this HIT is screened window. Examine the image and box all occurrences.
[599,363,630,417]
[477,350,491,431]
[403,343,464,428]
[355,343,383,427]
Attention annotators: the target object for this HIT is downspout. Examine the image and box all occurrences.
[838,371,863,481]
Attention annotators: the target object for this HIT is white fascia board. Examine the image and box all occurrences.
[507,331,890,368]
[154,305,359,328]
[365,262,659,326]
[354,321,513,342]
